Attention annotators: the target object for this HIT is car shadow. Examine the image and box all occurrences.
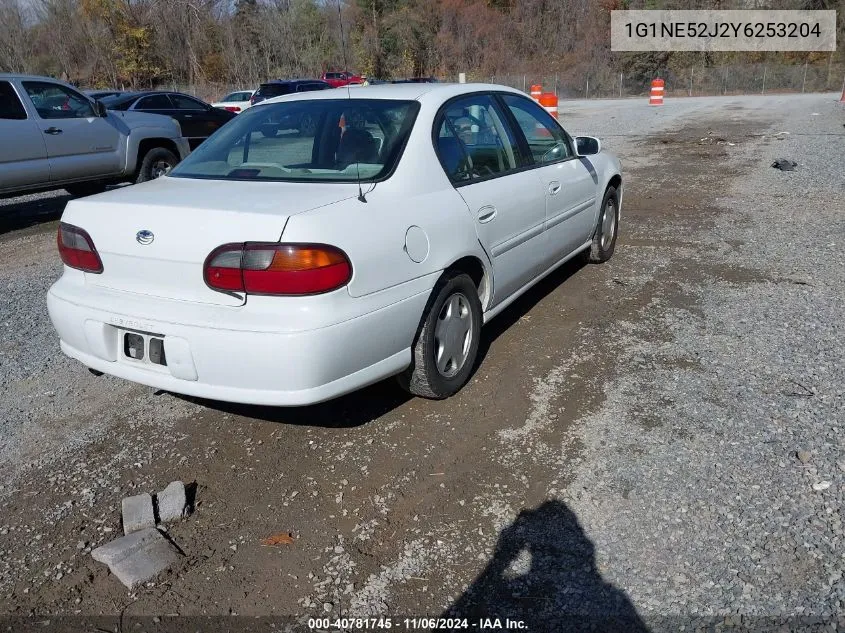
[0,192,71,235]
[171,256,589,427]
[171,378,412,428]
[441,499,649,632]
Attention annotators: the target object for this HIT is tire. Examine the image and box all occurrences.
[135,147,179,184]
[587,185,619,263]
[260,125,279,138]
[65,182,107,197]
[398,272,482,399]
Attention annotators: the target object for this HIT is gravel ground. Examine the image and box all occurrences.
[0,93,843,631]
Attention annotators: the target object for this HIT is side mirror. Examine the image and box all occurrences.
[575,136,601,156]
[94,100,108,117]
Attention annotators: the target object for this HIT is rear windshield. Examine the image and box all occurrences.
[256,84,292,98]
[170,98,419,183]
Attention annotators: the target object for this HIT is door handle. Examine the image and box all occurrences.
[183,114,194,118]
[44,127,63,135]
[548,181,562,195]
[477,206,497,224]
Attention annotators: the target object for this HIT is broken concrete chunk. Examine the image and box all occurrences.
[156,481,187,523]
[122,493,155,535]
[91,528,179,589]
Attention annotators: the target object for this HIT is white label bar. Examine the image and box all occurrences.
[611,10,837,52]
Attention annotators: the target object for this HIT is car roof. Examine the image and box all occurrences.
[260,82,524,106]
[261,79,327,85]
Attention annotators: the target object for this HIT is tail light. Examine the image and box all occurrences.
[57,222,103,273]
[223,106,241,113]
[204,243,351,296]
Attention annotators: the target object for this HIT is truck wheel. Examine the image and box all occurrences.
[136,147,178,184]
[65,182,107,197]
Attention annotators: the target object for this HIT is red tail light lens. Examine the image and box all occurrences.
[204,243,352,296]
[57,222,103,273]
[223,106,241,113]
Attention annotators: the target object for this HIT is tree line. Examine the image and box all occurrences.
[0,0,842,98]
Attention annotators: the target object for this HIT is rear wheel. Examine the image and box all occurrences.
[65,182,107,197]
[136,147,178,184]
[398,272,482,399]
[587,185,619,263]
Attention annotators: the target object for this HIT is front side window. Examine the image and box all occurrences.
[434,94,521,183]
[170,98,419,182]
[0,81,27,120]
[135,94,172,110]
[501,94,571,165]
[22,81,94,119]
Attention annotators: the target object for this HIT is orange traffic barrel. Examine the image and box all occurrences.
[530,84,542,102]
[649,78,664,105]
[539,92,558,118]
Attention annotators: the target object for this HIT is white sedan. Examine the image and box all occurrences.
[211,89,255,114]
[48,83,622,406]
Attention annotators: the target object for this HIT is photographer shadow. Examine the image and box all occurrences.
[442,500,649,633]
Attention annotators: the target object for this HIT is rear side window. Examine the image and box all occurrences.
[170,94,207,110]
[434,94,522,183]
[135,94,172,110]
[257,84,292,99]
[0,81,27,120]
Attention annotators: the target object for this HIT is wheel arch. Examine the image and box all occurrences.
[135,138,180,176]
[442,255,492,310]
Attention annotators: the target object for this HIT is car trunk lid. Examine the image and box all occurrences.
[61,177,358,307]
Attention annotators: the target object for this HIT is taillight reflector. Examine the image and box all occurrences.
[57,222,103,273]
[204,243,352,296]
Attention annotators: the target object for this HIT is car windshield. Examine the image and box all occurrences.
[170,98,419,183]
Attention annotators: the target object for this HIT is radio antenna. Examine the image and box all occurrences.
[335,0,366,203]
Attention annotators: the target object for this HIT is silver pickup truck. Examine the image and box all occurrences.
[1,74,191,198]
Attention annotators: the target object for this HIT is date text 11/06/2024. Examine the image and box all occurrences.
[307,617,527,630]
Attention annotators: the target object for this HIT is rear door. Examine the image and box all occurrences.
[434,93,547,306]
[500,93,596,262]
[21,80,123,182]
[0,80,51,191]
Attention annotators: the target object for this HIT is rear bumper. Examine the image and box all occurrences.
[47,277,430,406]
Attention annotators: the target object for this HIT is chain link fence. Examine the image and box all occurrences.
[157,60,845,104]
[485,61,845,100]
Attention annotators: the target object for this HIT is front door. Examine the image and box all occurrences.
[21,81,122,183]
[434,93,547,307]
[0,80,51,191]
[500,94,597,263]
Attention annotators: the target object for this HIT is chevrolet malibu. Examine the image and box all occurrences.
[47,83,622,406]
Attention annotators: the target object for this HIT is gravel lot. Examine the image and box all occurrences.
[0,93,843,631]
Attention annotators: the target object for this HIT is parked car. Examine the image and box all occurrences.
[101,91,235,149]
[47,83,622,406]
[249,79,331,107]
[0,74,190,198]
[85,89,126,100]
[321,71,363,88]
[212,89,255,114]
